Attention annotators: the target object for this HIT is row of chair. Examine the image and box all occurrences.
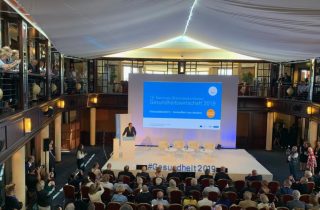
[158,140,215,150]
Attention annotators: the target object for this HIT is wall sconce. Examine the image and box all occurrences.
[24,118,32,133]
[57,100,65,108]
[307,106,313,115]
[266,101,273,108]
[90,96,98,104]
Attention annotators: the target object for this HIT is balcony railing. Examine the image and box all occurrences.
[0,71,20,113]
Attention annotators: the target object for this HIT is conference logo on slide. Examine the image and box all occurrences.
[206,109,215,118]
[208,86,218,96]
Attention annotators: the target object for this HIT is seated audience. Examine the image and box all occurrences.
[307,194,320,210]
[286,190,306,210]
[198,169,213,182]
[203,179,220,194]
[151,191,169,207]
[185,178,201,196]
[155,204,165,210]
[120,204,133,210]
[91,162,102,180]
[114,176,133,193]
[5,183,22,210]
[278,179,293,195]
[136,165,151,183]
[197,190,214,207]
[111,184,128,204]
[167,166,181,182]
[135,185,153,204]
[304,170,314,182]
[118,165,135,182]
[257,194,276,210]
[101,174,113,190]
[222,180,237,193]
[134,176,144,190]
[37,180,52,209]
[68,172,81,193]
[82,176,94,187]
[0,48,20,72]
[102,163,115,180]
[245,169,263,182]
[214,166,231,182]
[154,166,165,179]
[238,191,257,209]
[259,180,270,194]
[167,179,179,198]
[88,182,104,203]
[28,59,39,74]
[292,177,308,194]
[150,177,166,192]
[216,192,232,208]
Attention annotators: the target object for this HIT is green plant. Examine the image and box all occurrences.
[242,72,254,85]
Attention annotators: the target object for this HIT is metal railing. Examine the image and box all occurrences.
[0,71,20,113]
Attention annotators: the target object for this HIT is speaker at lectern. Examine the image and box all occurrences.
[122,136,135,141]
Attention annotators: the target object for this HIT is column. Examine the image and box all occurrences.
[90,108,96,146]
[12,146,26,209]
[40,125,50,173]
[309,120,318,148]
[266,112,274,151]
[55,113,62,162]
[308,59,316,101]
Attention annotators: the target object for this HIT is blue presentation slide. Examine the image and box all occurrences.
[143,81,222,130]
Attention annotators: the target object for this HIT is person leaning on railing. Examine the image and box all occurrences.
[0,48,21,72]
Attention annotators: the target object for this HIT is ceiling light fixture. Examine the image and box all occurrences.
[183,0,198,35]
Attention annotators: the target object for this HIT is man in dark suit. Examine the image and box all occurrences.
[167,166,181,182]
[118,165,135,182]
[122,122,136,137]
[25,156,35,175]
[198,169,213,182]
[102,163,115,180]
[245,169,262,182]
[135,185,153,204]
[286,190,306,210]
[136,166,151,182]
[214,166,231,182]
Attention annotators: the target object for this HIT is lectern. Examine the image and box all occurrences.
[113,136,135,160]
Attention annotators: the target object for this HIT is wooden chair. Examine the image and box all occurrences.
[63,185,75,201]
[277,207,289,210]
[268,181,280,194]
[220,204,228,210]
[204,142,215,150]
[217,179,228,190]
[107,202,121,210]
[199,206,212,210]
[307,182,315,193]
[94,202,105,210]
[226,191,238,203]
[137,203,152,210]
[80,185,89,200]
[152,189,164,199]
[250,181,262,193]
[265,193,276,202]
[126,202,137,210]
[208,191,219,202]
[281,194,294,204]
[122,175,131,185]
[168,203,183,210]
[173,140,184,149]
[229,205,242,210]
[190,190,201,201]
[234,180,246,192]
[185,177,193,187]
[169,190,183,204]
[88,172,96,182]
[299,194,310,203]
[133,188,141,197]
[201,178,210,188]
[101,187,112,203]
[245,207,258,210]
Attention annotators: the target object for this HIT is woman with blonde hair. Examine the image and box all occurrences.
[5,183,22,210]
[88,182,104,203]
[257,194,276,210]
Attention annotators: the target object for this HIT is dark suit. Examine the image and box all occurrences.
[122,126,136,137]
[245,175,262,182]
[167,172,181,181]
[137,172,151,182]
[198,175,213,182]
[118,171,135,182]
[214,172,231,182]
[135,192,153,204]
[103,169,115,180]
[286,199,306,210]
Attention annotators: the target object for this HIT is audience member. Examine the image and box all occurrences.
[134,176,144,190]
[245,169,262,182]
[185,178,201,196]
[118,165,135,182]
[120,204,133,210]
[288,146,299,180]
[167,166,181,181]
[286,190,306,210]
[203,179,220,194]
[150,177,166,192]
[259,180,270,194]
[198,168,213,182]
[25,155,35,175]
[76,144,86,171]
[5,184,22,210]
[278,179,293,195]
[135,185,153,204]
[151,191,169,207]
[304,170,314,182]
[0,48,20,72]
[307,147,317,175]
[308,194,320,210]
[91,162,102,180]
[197,190,214,207]
[292,177,308,194]
[167,179,179,198]
[114,176,133,193]
[136,166,151,182]
[214,166,231,182]
[100,174,113,190]
[111,184,128,204]
[238,191,257,209]
[36,180,52,209]
[222,180,237,193]
[257,194,274,210]
[28,59,39,74]
[154,166,165,179]
[88,182,104,203]
[102,163,115,179]
[216,192,232,207]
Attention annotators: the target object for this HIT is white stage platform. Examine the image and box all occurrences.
[103,146,273,181]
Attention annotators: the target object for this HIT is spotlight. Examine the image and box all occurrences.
[24,118,32,133]
[90,96,98,104]
[57,100,65,108]
[307,106,313,115]
[266,101,272,108]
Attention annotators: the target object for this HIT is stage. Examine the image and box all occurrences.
[103,146,273,181]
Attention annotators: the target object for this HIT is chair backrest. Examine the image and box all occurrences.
[133,188,141,197]
[234,180,246,192]
[217,179,228,190]
[190,190,201,201]
[159,140,169,150]
[226,191,238,203]
[107,202,121,210]
[307,182,315,193]
[169,177,181,185]
[137,203,152,210]
[299,194,310,203]
[63,185,75,201]
[94,202,105,210]
[277,207,289,210]
[188,141,199,150]
[265,193,275,202]
[169,190,183,204]
[201,178,210,188]
[168,203,183,210]
[245,207,258,210]
[208,191,219,202]
[101,187,112,203]
[268,181,280,194]
[220,204,228,210]
[122,175,131,184]
[229,205,242,210]
[204,142,215,150]
[81,185,90,200]
[173,140,184,149]
[281,194,294,204]
[185,177,193,187]
[199,206,212,210]
[152,189,164,199]
[126,202,137,210]
[88,172,96,182]
[250,181,262,193]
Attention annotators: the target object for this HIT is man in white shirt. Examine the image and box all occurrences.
[198,190,215,207]
[203,179,220,194]
[151,191,169,207]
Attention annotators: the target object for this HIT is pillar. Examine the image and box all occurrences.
[266,112,274,151]
[12,146,26,209]
[55,113,62,162]
[308,59,316,101]
[90,108,96,146]
[309,120,318,148]
[40,125,50,173]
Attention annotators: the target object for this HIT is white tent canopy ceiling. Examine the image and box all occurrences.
[17,0,320,62]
